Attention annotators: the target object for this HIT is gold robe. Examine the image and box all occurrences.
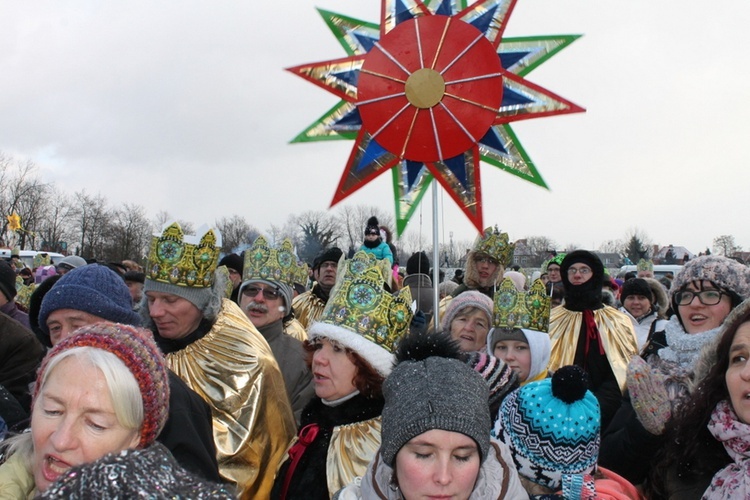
[548,305,638,392]
[283,317,308,342]
[327,416,381,496]
[292,289,327,330]
[165,299,296,499]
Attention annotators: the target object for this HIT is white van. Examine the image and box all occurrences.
[0,249,66,269]
[618,264,682,279]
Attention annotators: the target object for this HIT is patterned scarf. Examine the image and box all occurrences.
[703,400,750,499]
[658,316,722,368]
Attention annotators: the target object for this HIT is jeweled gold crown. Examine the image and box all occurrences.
[147,222,221,288]
[473,226,515,267]
[493,278,550,333]
[637,258,653,272]
[242,236,307,287]
[318,251,413,353]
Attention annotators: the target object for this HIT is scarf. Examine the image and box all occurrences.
[703,400,750,499]
[658,316,722,368]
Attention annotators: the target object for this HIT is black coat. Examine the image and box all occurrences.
[271,394,384,500]
[0,312,44,419]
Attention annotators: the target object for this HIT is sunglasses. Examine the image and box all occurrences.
[241,285,282,300]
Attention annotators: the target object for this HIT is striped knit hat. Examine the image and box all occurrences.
[33,323,170,449]
[464,351,518,410]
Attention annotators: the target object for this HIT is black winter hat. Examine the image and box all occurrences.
[313,247,343,270]
[0,260,17,301]
[560,250,604,289]
[406,251,430,275]
[620,278,653,304]
[364,216,380,236]
[218,253,243,274]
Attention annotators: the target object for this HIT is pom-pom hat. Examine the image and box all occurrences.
[33,323,170,449]
[496,365,600,491]
[380,332,490,466]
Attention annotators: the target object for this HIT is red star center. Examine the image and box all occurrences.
[357,14,504,163]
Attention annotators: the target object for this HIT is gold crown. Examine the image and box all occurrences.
[243,236,307,287]
[146,222,221,288]
[636,258,653,271]
[493,278,550,333]
[318,251,413,353]
[473,226,515,267]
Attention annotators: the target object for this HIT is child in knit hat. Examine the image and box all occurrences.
[489,327,551,385]
[495,365,641,499]
[334,331,527,499]
[359,216,394,266]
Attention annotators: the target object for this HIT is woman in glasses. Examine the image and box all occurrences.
[600,255,750,487]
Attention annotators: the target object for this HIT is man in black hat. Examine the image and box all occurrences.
[292,247,343,329]
[218,253,243,303]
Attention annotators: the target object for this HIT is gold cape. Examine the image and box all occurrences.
[283,317,308,342]
[164,299,296,499]
[280,415,381,498]
[548,305,638,392]
[292,289,327,330]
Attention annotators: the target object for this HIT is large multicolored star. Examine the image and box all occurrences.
[288,0,584,234]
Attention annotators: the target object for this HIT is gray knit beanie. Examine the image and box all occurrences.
[143,279,214,313]
[380,332,490,466]
[238,279,293,314]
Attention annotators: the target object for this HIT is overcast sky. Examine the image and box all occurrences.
[2,1,748,255]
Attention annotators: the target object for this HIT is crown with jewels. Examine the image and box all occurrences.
[146,222,221,288]
[242,236,307,287]
[493,278,551,333]
[317,251,413,353]
[473,226,515,267]
[637,258,653,272]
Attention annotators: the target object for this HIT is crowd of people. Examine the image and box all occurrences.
[1,219,749,499]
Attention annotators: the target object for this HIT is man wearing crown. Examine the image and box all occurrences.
[547,250,638,431]
[141,222,296,499]
[293,246,343,329]
[636,258,654,278]
[239,236,315,425]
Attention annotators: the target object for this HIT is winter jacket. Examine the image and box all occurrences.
[0,313,44,416]
[257,320,315,425]
[359,241,393,266]
[272,394,384,500]
[402,273,435,322]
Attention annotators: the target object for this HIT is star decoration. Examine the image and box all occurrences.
[7,212,21,232]
[288,0,584,234]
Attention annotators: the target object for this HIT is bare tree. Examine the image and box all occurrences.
[36,186,76,253]
[597,239,623,254]
[0,153,49,248]
[713,235,740,257]
[71,191,112,259]
[525,236,559,255]
[102,203,153,262]
[215,215,261,254]
[292,211,341,264]
[152,210,194,235]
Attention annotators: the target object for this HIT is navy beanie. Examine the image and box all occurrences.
[39,264,142,336]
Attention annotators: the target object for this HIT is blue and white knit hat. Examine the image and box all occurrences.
[496,365,600,492]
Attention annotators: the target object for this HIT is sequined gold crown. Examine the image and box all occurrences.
[493,278,550,333]
[242,236,307,287]
[147,222,221,288]
[637,258,653,272]
[473,226,515,267]
[319,251,413,353]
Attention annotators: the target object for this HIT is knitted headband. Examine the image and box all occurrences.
[238,279,293,314]
[33,323,170,449]
[441,290,493,333]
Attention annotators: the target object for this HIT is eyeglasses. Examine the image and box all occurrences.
[567,267,591,276]
[228,269,240,276]
[241,286,282,300]
[675,289,725,306]
[474,256,499,265]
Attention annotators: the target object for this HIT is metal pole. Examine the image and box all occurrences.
[432,182,440,320]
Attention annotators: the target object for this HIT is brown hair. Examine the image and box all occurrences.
[304,338,385,399]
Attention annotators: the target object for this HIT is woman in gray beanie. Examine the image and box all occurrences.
[334,332,527,499]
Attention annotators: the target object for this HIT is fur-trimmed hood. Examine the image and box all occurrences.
[464,251,504,289]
